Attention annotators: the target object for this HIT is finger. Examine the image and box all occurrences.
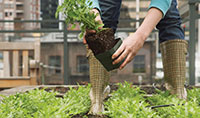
[95,17,103,28]
[119,53,135,70]
[98,24,103,29]
[83,32,87,44]
[86,29,96,34]
[113,49,128,65]
[83,31,86,39]
[112,44,125,60]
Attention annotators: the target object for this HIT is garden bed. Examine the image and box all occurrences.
[0,83,200,118]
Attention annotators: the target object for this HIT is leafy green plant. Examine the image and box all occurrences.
[56,0,104,38]
[1,83,200,118]
[61,85,91,117]
[187,88,200,103]
[0,85,91,118]
[104,82,158,118]
[147,89,200,118]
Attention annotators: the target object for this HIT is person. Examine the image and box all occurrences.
[85,0,188,114]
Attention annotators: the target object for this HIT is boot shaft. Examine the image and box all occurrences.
[160,39,188,88]
[160,39,188,99]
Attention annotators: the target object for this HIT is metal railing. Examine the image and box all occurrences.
[188,0,200,85]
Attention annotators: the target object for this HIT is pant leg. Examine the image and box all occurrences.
[156,0,184,43]
[98,0,122,32]
[158,0,187,99]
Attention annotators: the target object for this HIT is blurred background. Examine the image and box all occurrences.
[0,0,199,87]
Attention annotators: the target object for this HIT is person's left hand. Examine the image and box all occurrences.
[112,32,145,70]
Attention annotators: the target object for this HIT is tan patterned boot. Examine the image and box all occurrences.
[160,39,188,99]
[86,45,110,115]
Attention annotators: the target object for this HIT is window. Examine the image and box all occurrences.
[30,5,32,12]
[77,55,89,73]
[0,13,3,19]
[5,12,8,17]
[133,55,146,73]
[4,12,12,17]
[0,52,2,59]
[33,14,36,20]
[48,56,61,74]
[4,4,14,9]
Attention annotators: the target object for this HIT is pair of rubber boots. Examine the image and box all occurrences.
[87,39,188,114]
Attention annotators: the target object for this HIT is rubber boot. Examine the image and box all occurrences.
[160,39,188,99]
[86,45,110,115]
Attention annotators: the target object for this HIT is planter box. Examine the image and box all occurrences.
[1,85,200,118]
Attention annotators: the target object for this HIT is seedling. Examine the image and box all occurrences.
[56,0,104,38]
[56,0,125,71]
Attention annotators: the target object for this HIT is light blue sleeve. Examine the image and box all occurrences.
[86,0,100,11]
[149,0,172,16]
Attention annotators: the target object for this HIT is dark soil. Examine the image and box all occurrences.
[85,28,119,55]
[0,88,6,91]
[41,84,167,95]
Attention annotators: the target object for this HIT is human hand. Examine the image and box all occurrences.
[83,9,103,44]
[92,9,102,25]
[112,32,145,70]
[112,7,162,70]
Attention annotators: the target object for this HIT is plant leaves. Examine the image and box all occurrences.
[71,24,76,30]
[56,0,104,36]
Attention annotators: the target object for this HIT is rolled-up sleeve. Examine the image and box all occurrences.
[149,0,172,16]
[86,0,100,11]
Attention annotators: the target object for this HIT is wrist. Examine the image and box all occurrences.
[134,30,147,42]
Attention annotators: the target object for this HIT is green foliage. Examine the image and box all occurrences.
[147,89,200,118]
[62,85,91,116]
[0,85,91,118]
[56,0,104,38]
[1,83,200,118]
[147,90,185,118]
[104,83,200,118]
[104,82,158,118]
[147,88,178,106]
[187,88,200,103]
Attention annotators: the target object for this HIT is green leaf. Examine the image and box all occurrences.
[78,32,84,39]
[71,24,76,30]
[0,85,91,117]
[89,1,93,6]
[55,0,106,36]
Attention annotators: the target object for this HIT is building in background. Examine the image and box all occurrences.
[119,0,189,83]
[41,0,58,29]
[0,0,4,41]
[117,0,156,84]
[0,0,193,85]
[0,0,40,41]
[38,32,156,85]
[23,0,40,30]
[54,0,157,85]
[118,0,150,28]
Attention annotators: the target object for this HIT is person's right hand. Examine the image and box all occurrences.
[83,9,103,44]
